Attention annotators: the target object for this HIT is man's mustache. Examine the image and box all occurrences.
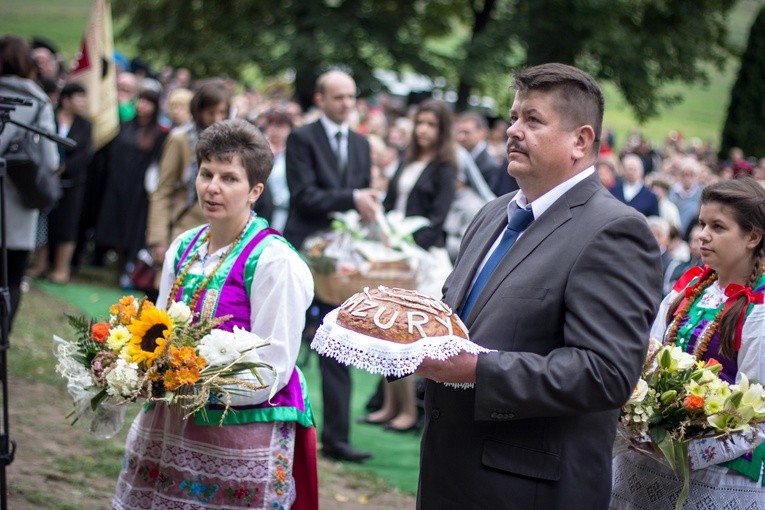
[507,142,528,155]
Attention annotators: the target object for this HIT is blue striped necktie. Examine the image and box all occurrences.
[459,204,534,319]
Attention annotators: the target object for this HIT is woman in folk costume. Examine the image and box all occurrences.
[611,177,765,509]
[113,119,318,510]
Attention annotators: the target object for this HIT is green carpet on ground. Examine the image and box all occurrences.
[35,279,145,319]
[36,279,421,495]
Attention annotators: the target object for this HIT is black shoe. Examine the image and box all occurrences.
[356,415,389,426]
[321,443,374,463]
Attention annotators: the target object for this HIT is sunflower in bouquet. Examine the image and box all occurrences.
[54,295,276,435]
[620,338,765,509]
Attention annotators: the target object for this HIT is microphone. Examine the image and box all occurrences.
[7,118,77,149]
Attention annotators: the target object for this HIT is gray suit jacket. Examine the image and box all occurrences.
[417,173,662,509]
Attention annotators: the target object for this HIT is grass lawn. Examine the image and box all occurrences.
[2,0,765,149]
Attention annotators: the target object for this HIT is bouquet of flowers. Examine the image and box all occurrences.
[620,339,765,509]
[54,295,276,437]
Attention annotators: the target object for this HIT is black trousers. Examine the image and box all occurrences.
[311,299,353,448]
[319,350,352,448]
[1,249,30,332]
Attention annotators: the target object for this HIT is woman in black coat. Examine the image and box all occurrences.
[28,83,93,283]
[382,99,457,249]
[364,99,457,432]
[94,88,167,286]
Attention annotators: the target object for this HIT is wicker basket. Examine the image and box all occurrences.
[311,269,418,305]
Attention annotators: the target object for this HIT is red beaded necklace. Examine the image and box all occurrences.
[666,272,720,360]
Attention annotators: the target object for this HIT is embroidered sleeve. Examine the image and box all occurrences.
[738,301,765,382]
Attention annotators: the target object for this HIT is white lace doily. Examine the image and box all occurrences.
[311,308,493,386]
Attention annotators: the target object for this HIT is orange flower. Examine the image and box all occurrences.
[91,322,111,343]
[110,296,138,325]
[705,358,721,368]
[164,370,181,391]
[171,346,196,367]
[683,394,705,413]
[175,366,200,386]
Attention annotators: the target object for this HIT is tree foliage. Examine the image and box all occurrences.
[719,5,765,158]
[113,0,450,109]
[113,0,736,121]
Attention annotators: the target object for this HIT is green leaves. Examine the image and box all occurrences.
[112,0,736,120]
[90,389,109,412]
[720,5,765,158]
[654,437,691,510]
[65,313,102,361]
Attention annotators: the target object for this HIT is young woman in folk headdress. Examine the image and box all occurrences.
[611,176,765,509]
[113,119,317,510]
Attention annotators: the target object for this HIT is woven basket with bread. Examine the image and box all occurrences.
[303,211,425,305]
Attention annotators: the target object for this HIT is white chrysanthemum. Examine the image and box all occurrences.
[197,329,238,367]
[686,380,705,397]
[167,301,192,324]
[704,395,725,415]
[627,379,649,404]
[706,378,731,400]
[106,325,131,352]
[105,358,140,397]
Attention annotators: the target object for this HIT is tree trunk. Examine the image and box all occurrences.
[455,0,497,112]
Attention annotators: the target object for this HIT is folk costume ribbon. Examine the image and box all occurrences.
[722,283,765,351]
[672,265,714,316]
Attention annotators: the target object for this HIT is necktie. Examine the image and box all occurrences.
[459,204,534,319]
[334,131,346,175]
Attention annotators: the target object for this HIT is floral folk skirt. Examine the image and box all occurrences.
[112,404,296,509]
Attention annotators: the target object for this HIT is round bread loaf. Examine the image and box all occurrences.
[336,286,469,343]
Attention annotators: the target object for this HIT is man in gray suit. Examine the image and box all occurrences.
[415,63,662,509]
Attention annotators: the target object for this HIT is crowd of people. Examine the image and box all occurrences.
[3,32,765,509]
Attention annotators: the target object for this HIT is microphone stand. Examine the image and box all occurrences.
[0,95,76,510]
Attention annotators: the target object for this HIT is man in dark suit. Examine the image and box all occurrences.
[455,110,519,196]
[456,111,501,186]
[415,64,662,509]
[608,152,660,217]
[284,70,380,463]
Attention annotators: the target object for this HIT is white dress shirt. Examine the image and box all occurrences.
[470,167,595,284]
